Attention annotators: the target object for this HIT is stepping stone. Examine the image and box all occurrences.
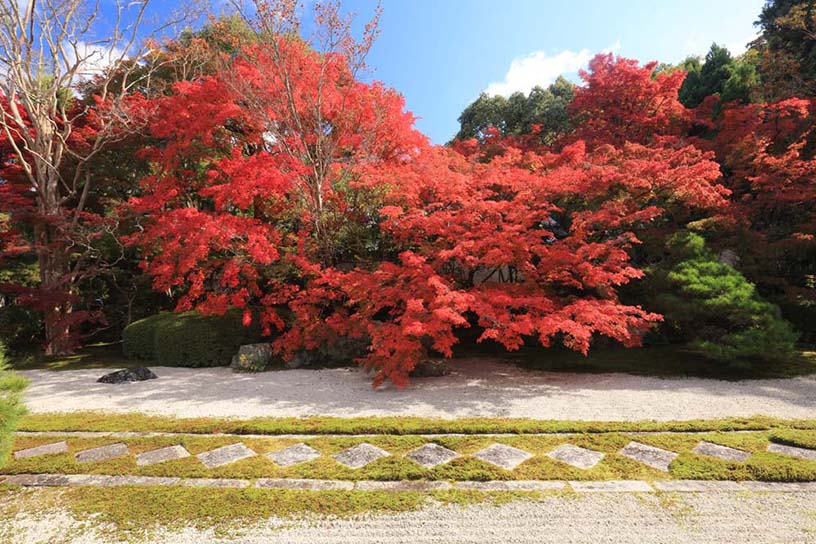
[75,443,129,463]
[196,443,257,469]
[14,441,68,460]
[332,443,390,469]
[692,441,751,463]
[135,445,191,467]
[405,443,460,468]
[570,480,654,493]
[547,444,604,470]
[767,443,816,461]
[619,441,678,472]
[473,443,533,470]
[266,443,321,467]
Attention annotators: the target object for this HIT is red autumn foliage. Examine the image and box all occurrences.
[129,42,730,386]
[568,54,689,147]
[696,96,816,302]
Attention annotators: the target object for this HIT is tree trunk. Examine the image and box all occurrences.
[36,167,74,356]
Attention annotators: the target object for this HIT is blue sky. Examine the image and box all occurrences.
[139,0,766,143]
[332,0,765,143]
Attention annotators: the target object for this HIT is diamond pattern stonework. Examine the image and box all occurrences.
[767,443,816,461]
[405,443,460,468]
[75,443,129,463]
[135,445,191,467]
[332,443,390,469]
[547,444,605,470]
[692,441,751,462]
[473,443,533,470]
[619,442,678,472]
[266,443,322,467]
[14,441,68,460]
[196,443,257,469]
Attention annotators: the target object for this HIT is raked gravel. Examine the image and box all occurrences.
[20,358,816,420]
[2,492,816,543]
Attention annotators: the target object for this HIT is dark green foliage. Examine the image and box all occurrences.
[0,342,27,468]
[122,313,177,361]
[454,76,574,144]
[653,232,798,367]
[123,310,266,367]
[755,0,816,91]
[678,43,758,107]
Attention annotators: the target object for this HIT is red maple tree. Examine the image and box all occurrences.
[129,28,730,385]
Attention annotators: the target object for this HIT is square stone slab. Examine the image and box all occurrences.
[196,443,257,469]
[75,443,129,463]
[135,445,191,467]
[692,441,751,463]
[473,443,533,470]
[547,444,604,470]
[767,443,816,461]
[619,441,678,472]
[332,443,390,469]
[14,441,68,460]
[266,443,322,467]
[405,443,460,468]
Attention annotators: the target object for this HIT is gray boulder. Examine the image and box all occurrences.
[98,367,157,384]
[410,358,451,378]
[231,343,279,372]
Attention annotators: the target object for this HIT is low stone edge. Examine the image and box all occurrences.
[3,475,816,492]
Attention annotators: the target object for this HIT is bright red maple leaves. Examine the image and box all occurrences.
[129,47,730,386]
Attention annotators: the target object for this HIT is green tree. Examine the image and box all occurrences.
[753,0,816,96]
[454,76,574,144]
[652,232,798,367]
[678,44,736,107]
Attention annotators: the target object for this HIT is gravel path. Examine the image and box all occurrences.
[3,492,815,543]
[20,358,816,420]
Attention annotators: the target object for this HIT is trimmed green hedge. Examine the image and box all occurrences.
[123,310,265,367]
[0,342,27,468]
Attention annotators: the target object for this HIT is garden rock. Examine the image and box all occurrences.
[97,367,157,384]
[410,359,451,378]
[231,343,279,372]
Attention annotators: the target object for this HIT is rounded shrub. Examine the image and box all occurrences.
[123,309,266,367]
[122,312,176,360]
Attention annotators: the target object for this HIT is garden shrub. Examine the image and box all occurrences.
[123,310,266,367]
[0,341,27,468]
[654,232,798,367]
[122,312,177,360]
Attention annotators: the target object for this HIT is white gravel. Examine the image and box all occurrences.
[2,492,816,543]
[19,358,816,420]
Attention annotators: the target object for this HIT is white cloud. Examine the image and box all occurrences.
[725,33,760,57]
[485,41,621,96]
[64,40,127,81]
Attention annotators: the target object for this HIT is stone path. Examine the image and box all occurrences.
[4,473,816,493]
[11,436,816,473]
